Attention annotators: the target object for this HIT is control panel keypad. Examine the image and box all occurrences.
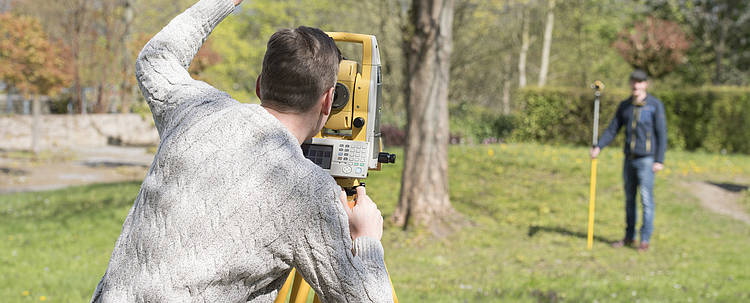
[332,142,369,177]
[305,138,370,178]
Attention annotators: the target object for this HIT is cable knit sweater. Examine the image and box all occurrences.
[90,0,392,302]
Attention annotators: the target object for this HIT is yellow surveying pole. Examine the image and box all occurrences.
[587,81,604,250]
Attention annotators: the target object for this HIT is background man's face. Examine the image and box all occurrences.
[630,79,648,98]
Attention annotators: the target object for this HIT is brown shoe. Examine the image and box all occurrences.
[637,242,649,252]
[612,239,637,248]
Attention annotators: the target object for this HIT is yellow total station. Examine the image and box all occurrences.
[302,32,395,203]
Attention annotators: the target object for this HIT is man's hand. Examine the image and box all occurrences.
[653,162,664,172]
[339,186,383,241]
[233,0,242,6]
[590,147,601,159]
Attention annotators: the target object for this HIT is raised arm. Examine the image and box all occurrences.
[292,184,393,302]
[135,0,236,136]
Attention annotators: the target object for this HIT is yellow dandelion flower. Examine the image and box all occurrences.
[40,296,47,301]
[539,205,551,214]
[22,291,29,296]
[487,149,495,156]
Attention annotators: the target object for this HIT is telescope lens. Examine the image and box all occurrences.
[331,83,349,111]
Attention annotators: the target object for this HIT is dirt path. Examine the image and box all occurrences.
[0,146,153,194]
[683,180,750,225]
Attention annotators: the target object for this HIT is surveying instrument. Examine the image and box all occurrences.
[274,32,399,303]
[587,80,604,250]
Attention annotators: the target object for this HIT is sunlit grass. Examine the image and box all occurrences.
[2,143,749,302]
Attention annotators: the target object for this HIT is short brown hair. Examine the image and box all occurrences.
[259,26,341,113]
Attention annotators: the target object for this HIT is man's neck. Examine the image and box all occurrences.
[262,105,314,145]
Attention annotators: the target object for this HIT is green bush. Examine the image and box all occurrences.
[512,86,750,154]
[449,102,516,143]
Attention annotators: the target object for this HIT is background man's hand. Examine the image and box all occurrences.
[653,162,664,172]
[590,147,601,159]
[339,186,383,241]
[233,0,242,6]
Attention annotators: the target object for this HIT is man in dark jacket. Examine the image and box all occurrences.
[590,69,667,252]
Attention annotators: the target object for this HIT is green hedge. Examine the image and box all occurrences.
[449,102,516,143]
[512,86,750,154]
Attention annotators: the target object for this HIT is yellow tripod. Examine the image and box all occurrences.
[587,81,604,250]
[274,266,399,303]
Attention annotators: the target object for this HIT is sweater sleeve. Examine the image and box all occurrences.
[597,101,625,149]
[134,0,235,137]
[654,99,668,164]
[290,180,393,302]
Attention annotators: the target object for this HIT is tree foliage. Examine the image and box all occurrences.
[612,17,690,79]
[0,13,72,96]
[3,0,749,116]
[646,0,750,85]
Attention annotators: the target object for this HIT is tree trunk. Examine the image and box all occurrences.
[120,0,134,113]
[538,0,555,87]
[392,0,456,233]
[713,20,729,85]
[518,7,531,89]
[31,95,41,153]
[94,0,118,114]
[502,53,512,115]
[71,0,89,114]
[5,85,12,113]
[94,83,110,113]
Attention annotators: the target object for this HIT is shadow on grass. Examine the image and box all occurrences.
[707,181,749,193]
[527,225,614,244]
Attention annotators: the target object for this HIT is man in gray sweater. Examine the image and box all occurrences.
[90,0,392,302]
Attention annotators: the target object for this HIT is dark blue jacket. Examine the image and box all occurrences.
[597,94,667,163]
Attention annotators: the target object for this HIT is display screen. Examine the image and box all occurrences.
[301,144,333,169]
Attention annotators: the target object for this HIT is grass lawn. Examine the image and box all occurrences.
[2,143,749,302]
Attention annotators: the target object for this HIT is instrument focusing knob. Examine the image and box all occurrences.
[353,117,365,128]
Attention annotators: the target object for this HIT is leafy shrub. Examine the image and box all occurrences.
[380,124,468,146]
[513,86,750,154]
[380,103,515,147]
[511,86,625,145]
[380,124,406,147]
[449,102,516,144]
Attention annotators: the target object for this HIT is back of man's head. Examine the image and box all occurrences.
[259,26,341,113]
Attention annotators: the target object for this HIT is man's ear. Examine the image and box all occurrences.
[255,76,262,99]
[320,86,334,116]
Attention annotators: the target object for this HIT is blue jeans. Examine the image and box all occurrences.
[623,156,655,243]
